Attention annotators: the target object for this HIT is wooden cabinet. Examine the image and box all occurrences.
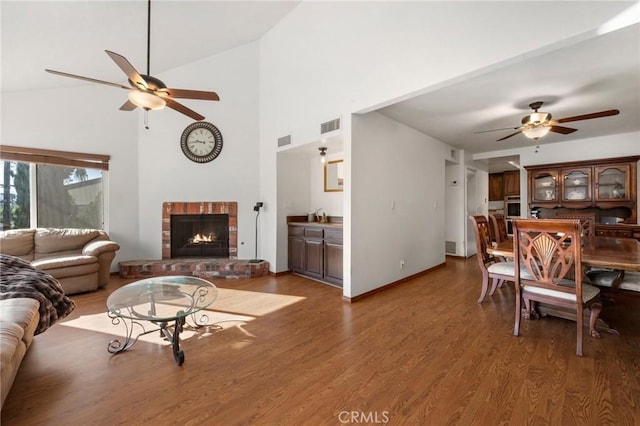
[323,229,344,286]
[561,166,592,207]
[530,169,560,207]
[287,222,343,287]
[594,163,632,203]
[526,156,639,223]
[489,173,504,201]
[503,171,520,196]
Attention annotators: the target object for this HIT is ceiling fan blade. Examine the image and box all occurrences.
[164,98,205,121]
[474,126,520,134]
[119,100,138,111]
[165,88,220,101]
[104,50,147,89]
[45,69,131,90]
[496,130,523,141]
[556,109,620,123]
[549,125,577,134]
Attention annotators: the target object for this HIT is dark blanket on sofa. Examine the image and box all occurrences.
[0,254,76,335]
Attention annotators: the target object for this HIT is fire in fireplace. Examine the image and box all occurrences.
[170,214,229,258]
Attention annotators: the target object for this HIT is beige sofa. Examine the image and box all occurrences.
[0,228,120,295]
[0,298,40,410]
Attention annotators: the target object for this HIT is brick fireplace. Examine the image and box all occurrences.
[162,202,237,260]
[119,201,269,279]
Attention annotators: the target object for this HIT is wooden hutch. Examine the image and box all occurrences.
[525,155,640,239]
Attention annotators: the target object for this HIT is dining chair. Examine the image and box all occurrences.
[556,212,621,292]
[512,218,602,356]
[488,213,509,243]
[468,215,515,303]
[554,211,596,237]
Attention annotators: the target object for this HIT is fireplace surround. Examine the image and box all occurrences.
[162,202,237,260]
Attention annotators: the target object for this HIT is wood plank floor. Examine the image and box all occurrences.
[2,257,639,425]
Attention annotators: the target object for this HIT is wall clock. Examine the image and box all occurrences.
[180,122,223,163]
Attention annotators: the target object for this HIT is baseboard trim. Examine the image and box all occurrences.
[342,262,446,303]
[270,270,291,277]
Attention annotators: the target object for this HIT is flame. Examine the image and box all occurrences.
[192,233,215,243]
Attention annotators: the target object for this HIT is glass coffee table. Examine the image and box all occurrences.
[106,276,217,365]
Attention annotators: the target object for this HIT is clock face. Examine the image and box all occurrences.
[180,122,223,163]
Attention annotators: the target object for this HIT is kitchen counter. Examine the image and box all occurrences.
[287,221,343,229]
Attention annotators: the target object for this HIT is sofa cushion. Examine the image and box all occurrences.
[34,228,101,255]
[32,254,97,271]
[0,229,36,259]
[0,298,40,410]
[0,298,40,347]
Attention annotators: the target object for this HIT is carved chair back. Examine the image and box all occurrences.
[489,213,509,243]
[513,219,582,292]
[555,212,596,237]
[469,215,497,269]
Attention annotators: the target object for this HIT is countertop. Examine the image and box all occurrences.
[287,221,343,229]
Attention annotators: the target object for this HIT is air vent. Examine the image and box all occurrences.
[277,135,292,147]
[445,241,456,255]
[320,117,340,134]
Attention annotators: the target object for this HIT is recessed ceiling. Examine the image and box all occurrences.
[1,1,300,92]
[377,22,640,156]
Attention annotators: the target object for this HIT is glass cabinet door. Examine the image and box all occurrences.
[595,164,631,201]
[562,167,591,202]
[531,170,559,203]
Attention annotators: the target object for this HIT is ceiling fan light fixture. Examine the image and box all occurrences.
[523,125,552,140]
[128,90,166,110]
[522,112,552,125]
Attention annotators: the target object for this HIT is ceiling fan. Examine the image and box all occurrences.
[44,0,218,121]
[477,101,619,141]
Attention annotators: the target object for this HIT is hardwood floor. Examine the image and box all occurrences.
[2,257,639,425]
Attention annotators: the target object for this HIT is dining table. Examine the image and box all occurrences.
[487,235,640,335]
[487,236,640,272]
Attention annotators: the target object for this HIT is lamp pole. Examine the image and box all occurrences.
[249,202,263,263]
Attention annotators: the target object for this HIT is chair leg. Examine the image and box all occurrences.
[589,301,603,338]
[478,270,490,303]
[576,305,584,357]
[489,277,500,296]
[514,293,521,336]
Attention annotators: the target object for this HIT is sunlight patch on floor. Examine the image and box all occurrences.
[59,287,305,346]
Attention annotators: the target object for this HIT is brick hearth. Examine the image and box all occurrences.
[119,258,269,279]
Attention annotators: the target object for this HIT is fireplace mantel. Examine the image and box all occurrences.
[162,202,237,260]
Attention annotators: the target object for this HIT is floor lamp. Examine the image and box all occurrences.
[249,202,263,263]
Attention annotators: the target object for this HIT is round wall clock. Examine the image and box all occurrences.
[180,122,223,163]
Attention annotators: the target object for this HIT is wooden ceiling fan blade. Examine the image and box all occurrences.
[119,100,138,111]
[550,125,577,134]
[474,126,520,134]
[165,88,220,101]
[45,69,131,90]
[496,130,523,141]
[104,50,147,89]
[556,109,620,123]
[165,98,205,121]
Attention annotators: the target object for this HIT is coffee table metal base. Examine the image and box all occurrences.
[107,310,187,365]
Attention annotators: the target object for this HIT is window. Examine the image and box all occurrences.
[0,146,109,231]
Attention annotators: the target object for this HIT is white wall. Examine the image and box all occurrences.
[136,42,260,259]
[259,1,629,292]
[445,163,465,256]
[1,85,140,268]
[350,111,449,297]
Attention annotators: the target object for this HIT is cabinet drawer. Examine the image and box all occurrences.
[288,226,304,236]
[304,228,324,238]
[324,229,343,244]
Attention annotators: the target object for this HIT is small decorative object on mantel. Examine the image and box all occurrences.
[180,122,223,163]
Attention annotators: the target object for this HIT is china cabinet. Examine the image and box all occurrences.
[526,156,639,224]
